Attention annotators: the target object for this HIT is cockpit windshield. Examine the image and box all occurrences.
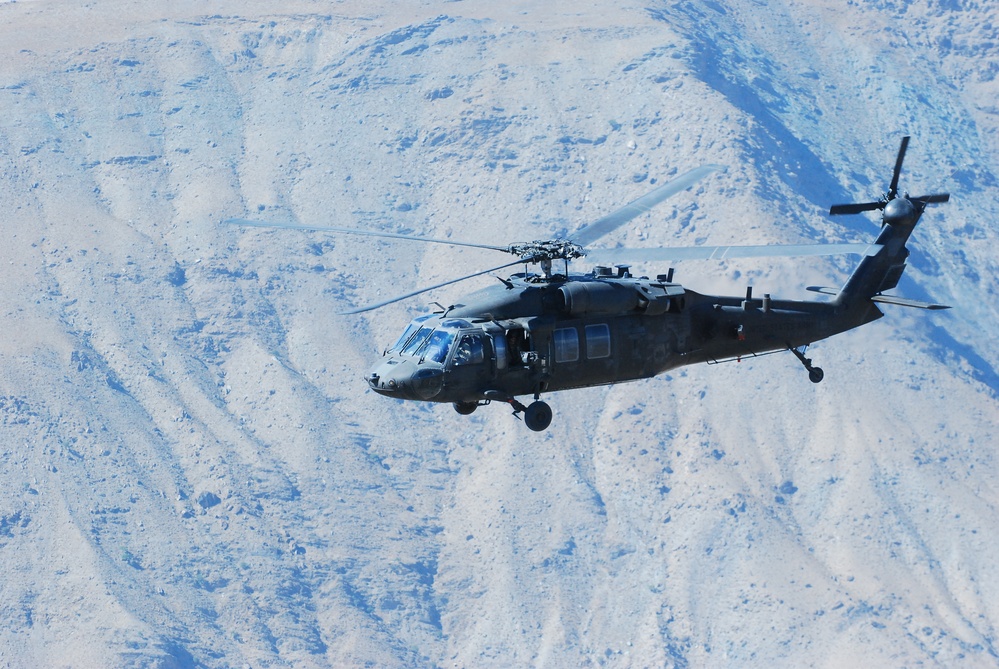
[401,326,434,357]
[388,314,435,354]
[390,316,471,364]
[415,329,454,364]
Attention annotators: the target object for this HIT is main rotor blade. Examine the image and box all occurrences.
[888,135,910,198]
[829,201,883,215]
[569,165,725,247]
[224,218,509,253]
[339,258,526,315]
[584,242,882,264]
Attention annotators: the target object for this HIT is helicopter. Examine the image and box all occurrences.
[227,136,950,431]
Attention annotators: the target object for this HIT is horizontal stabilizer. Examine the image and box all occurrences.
[870,294,951,310]
[806,286,949,309]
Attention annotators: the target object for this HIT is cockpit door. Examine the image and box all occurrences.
[445,332,493,400]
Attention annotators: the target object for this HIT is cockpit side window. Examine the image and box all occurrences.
[453,334,485,366]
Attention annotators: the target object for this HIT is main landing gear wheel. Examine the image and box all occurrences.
[453,401,478,415]
[524,401,553,432]
[808,367,825,384]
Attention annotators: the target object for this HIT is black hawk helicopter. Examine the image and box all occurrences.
[227,136,950,431]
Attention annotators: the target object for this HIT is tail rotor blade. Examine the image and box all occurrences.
[912,193,950,205]
[888,135,910,199]
[829,201,884,216]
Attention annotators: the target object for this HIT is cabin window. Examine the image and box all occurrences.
[554,327,579,363]
[585,324,611,359]
[453,334,486,366]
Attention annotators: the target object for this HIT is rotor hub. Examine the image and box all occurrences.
[508,239,585,263]
[883,197,917,227]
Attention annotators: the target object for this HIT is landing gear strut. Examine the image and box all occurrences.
[481,390,554,431]
[790,345,824,383]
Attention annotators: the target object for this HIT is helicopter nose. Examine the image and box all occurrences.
[366,371,392,395]
[367,359,408,397]
[883,197,917,227]
[366,359,444,401]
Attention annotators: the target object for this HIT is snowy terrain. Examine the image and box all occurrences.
[1,0,997,666]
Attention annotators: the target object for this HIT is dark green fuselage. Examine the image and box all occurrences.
[365,211,918,405]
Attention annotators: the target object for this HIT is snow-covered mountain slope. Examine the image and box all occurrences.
[1,0,996,666]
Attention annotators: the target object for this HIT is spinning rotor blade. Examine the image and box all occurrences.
[569,165,725,247]
[340,258,526,315]
[224,218,509,253]
[584,242,882,264]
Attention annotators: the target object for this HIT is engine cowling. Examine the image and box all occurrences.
[558,281,641,316]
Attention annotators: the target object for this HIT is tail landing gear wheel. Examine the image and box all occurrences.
[790,345,824,384]
[453,401,478,415]
[524,401,553,432]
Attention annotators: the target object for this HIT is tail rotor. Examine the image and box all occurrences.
[829,136,950,225]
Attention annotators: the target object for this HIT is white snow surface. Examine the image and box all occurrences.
[1,0,998,667]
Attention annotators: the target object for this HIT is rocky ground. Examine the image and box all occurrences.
[0,0,997,667]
